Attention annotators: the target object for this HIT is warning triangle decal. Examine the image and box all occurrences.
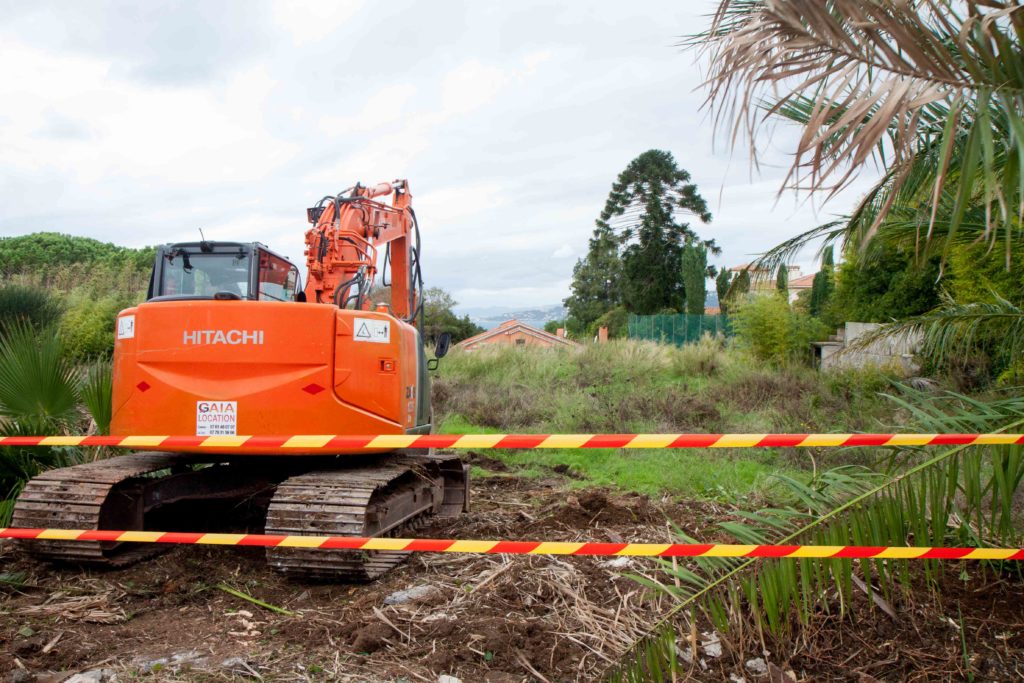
[356,322,371,339]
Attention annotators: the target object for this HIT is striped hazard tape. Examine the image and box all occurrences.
[1,433,1023,450]
[2,528,1022,559]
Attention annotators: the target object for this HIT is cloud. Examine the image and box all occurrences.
[0,0,883,311]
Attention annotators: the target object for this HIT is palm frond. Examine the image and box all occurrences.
[611,384,1024,679]
[846,291,1024,367]
[81,360,113,435]
[0,321,79,431]
[693,0,1024,252]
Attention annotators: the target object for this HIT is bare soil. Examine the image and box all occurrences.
[2,468,1022,682]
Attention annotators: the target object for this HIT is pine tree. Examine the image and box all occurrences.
[564,222,621,329]
[776,264,789,299]
[596,150,716,314]
[681,242,708,315]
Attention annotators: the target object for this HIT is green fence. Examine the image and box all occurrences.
[627,313,732,346]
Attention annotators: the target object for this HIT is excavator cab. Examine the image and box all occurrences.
[148,242,301,303]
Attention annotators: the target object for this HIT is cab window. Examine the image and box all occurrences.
[258,251,299,302]
[161,251,250,298]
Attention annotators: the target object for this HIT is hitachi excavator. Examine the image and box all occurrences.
[12,180,469,581]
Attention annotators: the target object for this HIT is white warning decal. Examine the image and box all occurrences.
[354,318,391,344]
[196,400,238,436]
[117,315,135,340]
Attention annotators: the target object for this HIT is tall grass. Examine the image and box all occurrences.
[436,339,897,441]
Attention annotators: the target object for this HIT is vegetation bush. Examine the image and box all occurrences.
[0,284,63,333]
[670,333,725,376]
[0,323,88,524]
[730,294,828,365]
[0,232,154,277]
[60,292,132,361]
[588,305,628,339]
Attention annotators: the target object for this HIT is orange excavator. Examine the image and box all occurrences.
[12,180,469,581]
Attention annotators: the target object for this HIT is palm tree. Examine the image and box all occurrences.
[696,0,1024,367]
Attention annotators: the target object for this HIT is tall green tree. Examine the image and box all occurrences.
[564,223,622,330]
[732,269,750,298]
[609,151,716,313]
[830,243,942,323]
[715,268,732,313]
[680,242,709,315]
[567,150,718,323]
[775,264,788,299]
[808,247,834,320]
[420,287,483,344]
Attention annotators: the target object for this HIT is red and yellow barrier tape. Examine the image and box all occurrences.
[1,528,1021,560]
[2,433,1023,450]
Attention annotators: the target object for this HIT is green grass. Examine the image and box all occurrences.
[440,414,800,502]
[433,338,903,505]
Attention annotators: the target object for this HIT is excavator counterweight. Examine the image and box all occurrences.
[12,180,468,581]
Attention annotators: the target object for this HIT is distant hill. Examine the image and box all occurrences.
[459,304,567,331]
[0,232,155,276]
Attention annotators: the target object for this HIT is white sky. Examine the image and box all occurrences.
[0,0,879,311]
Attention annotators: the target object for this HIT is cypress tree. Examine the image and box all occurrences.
[715,268,732,313]
[809,246,835,318]
[776,264,789,299]
[733,269,751,297]
[681,242,708,315]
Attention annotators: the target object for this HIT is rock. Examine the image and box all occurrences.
[220,657,259,678]
[221,657,250,669]
[65,669,116,683]
[438,676,462,683]
[700,631,722,658]
[384,584,438,605]
[10,670,33,683]
[600,556,631,569]
[135,650,208,673]
[729,675,746,683]
[745,657,769,676]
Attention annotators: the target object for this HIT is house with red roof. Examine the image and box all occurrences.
[456,319,581,351]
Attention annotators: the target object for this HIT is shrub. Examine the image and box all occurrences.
[0,285,63,334]
[588,306,629,338]
[731,294,829,364]
[669,334,725,376]
[59,291,130,361]
[81,360,113,435]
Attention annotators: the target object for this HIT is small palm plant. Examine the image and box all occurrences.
[0,322,86,525]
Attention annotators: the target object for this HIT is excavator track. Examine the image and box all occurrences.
[266,453,468,582]
[12,452,193,567]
